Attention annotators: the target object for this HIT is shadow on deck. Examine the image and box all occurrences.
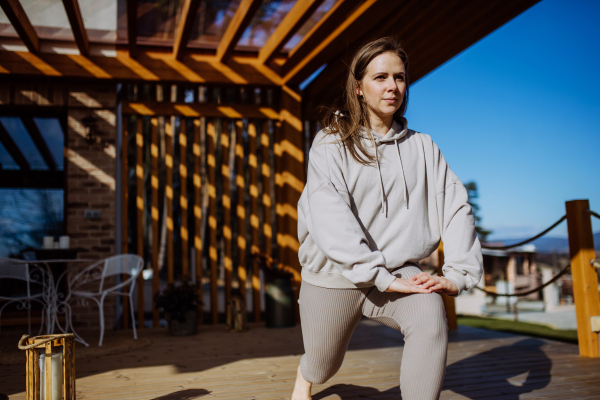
[1,319,599,399]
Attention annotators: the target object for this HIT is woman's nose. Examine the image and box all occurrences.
[386,78,397,91]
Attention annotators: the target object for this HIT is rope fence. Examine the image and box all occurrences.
[590,210,600,220]
[481,215,566,250]
[473,263,571,297]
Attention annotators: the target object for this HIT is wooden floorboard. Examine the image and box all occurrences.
[1,319,599,399]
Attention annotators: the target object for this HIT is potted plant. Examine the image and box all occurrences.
[154,278,202,336]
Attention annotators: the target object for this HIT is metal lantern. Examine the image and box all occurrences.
[18,333,76,400]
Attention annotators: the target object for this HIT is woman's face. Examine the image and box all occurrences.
[357,51,406,126]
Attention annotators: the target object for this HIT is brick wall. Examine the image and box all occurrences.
[0,81,121,330]
[66,84,118,329]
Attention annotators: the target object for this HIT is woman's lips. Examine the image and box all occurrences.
[384,98,397,104]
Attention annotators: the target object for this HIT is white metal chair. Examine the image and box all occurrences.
[63,254,143,346]
[0,258,48,335]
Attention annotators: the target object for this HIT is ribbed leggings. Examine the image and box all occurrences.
[299,265,448,400]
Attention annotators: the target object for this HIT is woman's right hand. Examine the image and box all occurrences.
[384,277,433,294]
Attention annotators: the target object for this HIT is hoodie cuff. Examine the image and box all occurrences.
[374,268,396,292]
[441,265,466,297]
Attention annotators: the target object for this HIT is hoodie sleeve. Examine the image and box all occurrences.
[303,135,396,292]
[430,137,483,296]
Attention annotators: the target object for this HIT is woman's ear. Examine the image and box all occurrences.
[355,81,363,97]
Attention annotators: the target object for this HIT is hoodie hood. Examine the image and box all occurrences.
[373,117,409,144]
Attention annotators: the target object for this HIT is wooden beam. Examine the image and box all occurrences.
[0,0,39,53]
[437,242,458,330]
[61,0,89,56]
[21,116,57,171]
[257,0,326,65]
[0,118,30,170]
[566,199,600,358]
[127,0,138,57]
[123,102,279,119]
[173,0,202,60]
[0,49,283,85]
[215,0,262,63]
[283,0,405,86]
[283,0,355,74]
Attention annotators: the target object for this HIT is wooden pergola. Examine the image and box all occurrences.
[0,0,540,330]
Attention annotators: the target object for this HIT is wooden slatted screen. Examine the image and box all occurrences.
[122,84,292,327]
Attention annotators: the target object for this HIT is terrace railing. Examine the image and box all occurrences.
[439,199,600,358]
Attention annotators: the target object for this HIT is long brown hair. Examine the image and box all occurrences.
[321,37,409,165]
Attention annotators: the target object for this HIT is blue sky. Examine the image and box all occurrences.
[404,0,600,239]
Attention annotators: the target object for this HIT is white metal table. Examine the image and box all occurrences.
[29,258,95,346]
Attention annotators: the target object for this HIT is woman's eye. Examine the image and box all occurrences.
[375,75,385,80]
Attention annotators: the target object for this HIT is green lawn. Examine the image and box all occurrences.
[457,315,579,344]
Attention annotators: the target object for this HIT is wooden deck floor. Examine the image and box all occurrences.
[2,319,600,399]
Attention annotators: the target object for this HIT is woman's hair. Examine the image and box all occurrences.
[321,37,409,165]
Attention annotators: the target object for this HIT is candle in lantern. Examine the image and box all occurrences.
[42,236,54,249]
[59,236,70,249]
[39,350,63,400]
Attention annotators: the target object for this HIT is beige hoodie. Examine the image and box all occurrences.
[297,118,483,294]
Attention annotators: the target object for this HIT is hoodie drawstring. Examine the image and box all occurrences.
[368,118,409,215]
[374,148,387,215]
[395,139,408,209]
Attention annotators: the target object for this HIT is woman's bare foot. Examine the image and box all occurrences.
[291,364,312,400]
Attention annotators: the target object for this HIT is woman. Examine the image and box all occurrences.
[291,37,483,400]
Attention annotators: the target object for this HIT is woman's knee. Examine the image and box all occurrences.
[403,293,447,338]
[301,353,344,384]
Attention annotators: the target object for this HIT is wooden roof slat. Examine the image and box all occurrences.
[304,0,447,103]
[282,0,355,75]
[283,0,406,86]
[173,0,202,60]
[304,0,540,109]
[257,0,326,65]
[61,0,89,56]
[215,0,262,63]
[409,0,540,81]
[21,116,57,171]
[0,119,30,170]
[127,0,138,57]
[0,0,39,54]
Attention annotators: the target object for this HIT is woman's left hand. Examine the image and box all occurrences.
[409,272,459,296]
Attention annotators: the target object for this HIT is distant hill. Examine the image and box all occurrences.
[491,232,600,254]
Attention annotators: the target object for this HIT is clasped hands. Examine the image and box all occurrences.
[385,272,459,296]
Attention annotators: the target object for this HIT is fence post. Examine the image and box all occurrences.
[437,242,458,330]
[566,199,600,358]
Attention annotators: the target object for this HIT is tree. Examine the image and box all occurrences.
[464,181,492,243]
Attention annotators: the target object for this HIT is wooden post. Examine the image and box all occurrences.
[121,116,129,331]
[276,87,305,320]
[193,118,204,324]
[136,117,144,331]
[566,199,600,358]
[151,118,159,327]
[222,121,233,308]
[235,121,247,302]
[207,119,219,324]
[180,119,189,279]
[166,117,174,284]
[437,242,458,330]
